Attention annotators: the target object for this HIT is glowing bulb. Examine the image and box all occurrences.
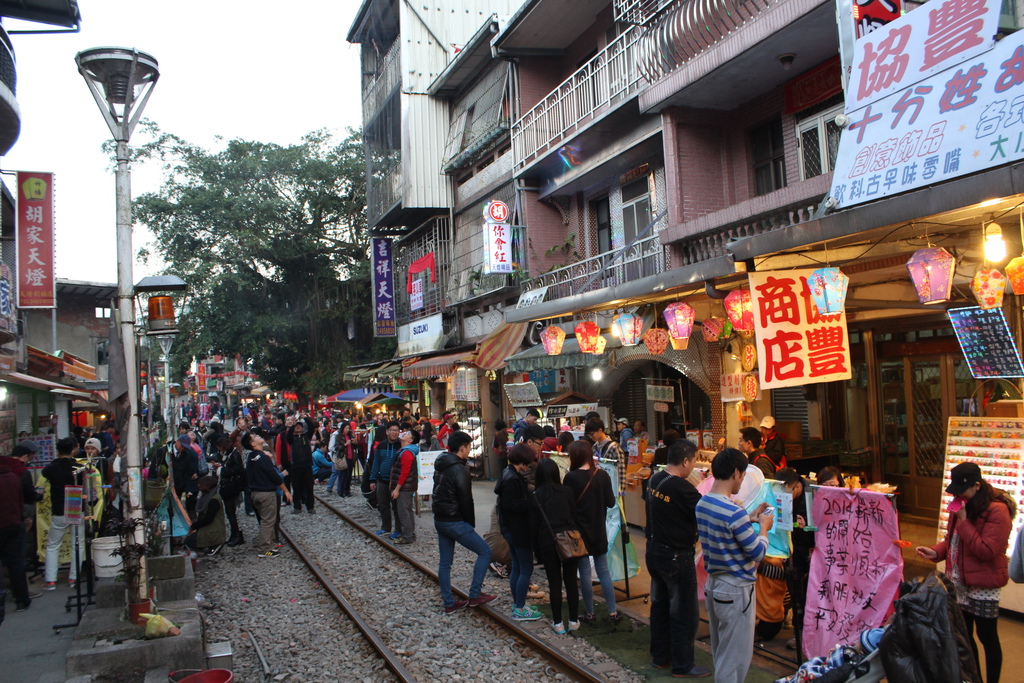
[591,368,603,381]
[985,223,1006,262]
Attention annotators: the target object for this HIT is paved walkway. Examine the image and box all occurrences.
[2,571,81,683]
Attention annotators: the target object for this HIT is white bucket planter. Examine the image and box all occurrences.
[92,536,123,578]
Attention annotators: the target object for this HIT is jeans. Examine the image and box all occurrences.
[648,543,699,674]
[435,519,492,607]
[579,552,617,615]
[705,574,757,683]
[0,524,29,606]
[326,468,341,494]
[503,533,533,608]
[44,515,85,583]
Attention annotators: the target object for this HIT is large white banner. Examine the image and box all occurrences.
[831,0,1021,209]
[749,270,852,389]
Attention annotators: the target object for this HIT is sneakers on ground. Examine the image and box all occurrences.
[608,611,623,625]
[43,582,56,591]
[375,529,389,536]
[672,664,712,678]
[785,637,797,650]
[307,508,315,514]
[469,593,496,607]
[16,601,30,612]
[527,605,543,617]
[489,561,509,578]
[394,537,414,545]
[291,508,303,514]
[512,606,542,621]
[580,612,596,623]
[206,545,223,556]
[550,620,567,635]
[444,599,469,615]
[68,580,76,589]
[568,620,580,631]
[257,549,281,558]
[389,531,401,539]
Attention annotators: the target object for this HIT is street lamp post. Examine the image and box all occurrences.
[76,47,159,605]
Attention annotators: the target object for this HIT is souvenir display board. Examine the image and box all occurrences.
[940,417,1024,612]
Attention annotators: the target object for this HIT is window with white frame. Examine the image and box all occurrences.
[797,104,844,180]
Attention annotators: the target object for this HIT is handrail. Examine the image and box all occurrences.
[362,39,401,124]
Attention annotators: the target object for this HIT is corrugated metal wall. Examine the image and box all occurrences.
[402,94,452,212]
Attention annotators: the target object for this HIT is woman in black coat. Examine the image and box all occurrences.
[530,458,580,634]
[495,444,540,621]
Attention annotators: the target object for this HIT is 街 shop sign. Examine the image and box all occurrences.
[803,487,903,659]
[372,237,396,337]
[749,270,852,390]
[829,0,1020,209]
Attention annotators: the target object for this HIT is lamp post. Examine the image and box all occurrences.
[156,335,175,428]
[76,47,159,605]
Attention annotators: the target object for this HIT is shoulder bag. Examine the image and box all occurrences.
[534,493,588,561]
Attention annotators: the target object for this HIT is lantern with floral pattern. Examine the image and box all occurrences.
[644,327,669,355]
[575,321,601,354]
[972,268,1007,310]
[1005,256,1024,295]
[540,326,565,355]
[702,317,725,342]
[724,290,754,332]
[593,334,607,355]
[612,312,644,346]
[906,247,955,304]
[663,302,695,346]
[807,267,849,314]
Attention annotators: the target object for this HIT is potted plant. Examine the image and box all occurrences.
[106,516,151,625]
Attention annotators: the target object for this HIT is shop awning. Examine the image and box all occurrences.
[504,335,621,374]
[1,371,91,397]
[326,388,376,403]
[470,322,528,371]
[403,351,476,379]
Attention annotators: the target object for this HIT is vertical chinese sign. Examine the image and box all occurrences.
[803,487,903,658]
[749,269,852,389]
[483,200,513,274]
[16,172,56,309]
[372,237,396,337]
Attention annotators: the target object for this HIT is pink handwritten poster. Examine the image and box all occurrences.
[803,487,903,658]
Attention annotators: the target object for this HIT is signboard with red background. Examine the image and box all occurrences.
[16,172,56,309]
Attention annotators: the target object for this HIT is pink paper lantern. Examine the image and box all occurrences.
[906,247,955,304]
[702,317,725,342]
[724,290,754,332]
[575,321,601,354]
[663,302,695,344]
[971,268,1006,310]
[612,312,644,346]
[1005,256,1024,295]
[540,326,565,355]
[807,267,849,314]
[644,328,669,355]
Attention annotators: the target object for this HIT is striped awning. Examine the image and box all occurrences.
[403,351,476,379]
[470,322,527,371]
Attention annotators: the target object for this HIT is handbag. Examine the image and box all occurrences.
[333,456,349,471]
[534,494,588,561]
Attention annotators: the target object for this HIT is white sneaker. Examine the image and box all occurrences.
[568,620,580,631]
[550,620,567,635]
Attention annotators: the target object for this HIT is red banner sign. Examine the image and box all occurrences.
[16,172,56,309]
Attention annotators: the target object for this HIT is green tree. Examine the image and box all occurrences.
[133,127,394,398]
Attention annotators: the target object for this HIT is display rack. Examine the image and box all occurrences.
[463,414,485,479]
[940,416,1024,611]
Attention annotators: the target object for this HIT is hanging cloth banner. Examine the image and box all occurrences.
[803,487,903,659]
[599,460,641,581]
[406,252,437,292]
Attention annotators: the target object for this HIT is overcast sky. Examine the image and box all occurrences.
[2,1,363,283]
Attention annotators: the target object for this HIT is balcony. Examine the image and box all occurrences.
[366,155,402,227]
[361,40,400,127]
[520,231,669,306]
[447,226,525,305]
[511,25,646,172]
[614,0,675,25]
[0,26,19,156]
[395,216,453,323]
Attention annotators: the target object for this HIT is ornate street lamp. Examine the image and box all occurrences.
[77,47,159,608]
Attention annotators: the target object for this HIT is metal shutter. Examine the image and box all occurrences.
[55,399,70,438]
[611,371,648,427]
[16,393,33,434]
[771,386,810,439]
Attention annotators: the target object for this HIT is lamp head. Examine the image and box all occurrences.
[76,47,159,105]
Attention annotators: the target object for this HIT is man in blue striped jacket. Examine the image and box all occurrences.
[695,448,773,683]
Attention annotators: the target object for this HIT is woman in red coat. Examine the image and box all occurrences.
[917,462,1016,683]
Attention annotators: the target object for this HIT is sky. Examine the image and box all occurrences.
[2,1,363,283]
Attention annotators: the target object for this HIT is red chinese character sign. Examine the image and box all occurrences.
[803,487,903,659]
[853,0,903,40]
[16,172,55,309]
[831,0,1020,209]
[483,200,513,274]
[749,270,852,389]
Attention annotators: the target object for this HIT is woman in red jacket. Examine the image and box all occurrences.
[917,462,1016,683]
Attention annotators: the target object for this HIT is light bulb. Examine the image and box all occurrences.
[985,223,1006,262]
[591,368,603,381]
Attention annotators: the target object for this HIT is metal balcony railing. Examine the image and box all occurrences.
[511,26,646,171]
[520,231,669,304]
[362,40,400,125]
[614,0,676,25]
[0,28,16,95]
[366,155,402,227]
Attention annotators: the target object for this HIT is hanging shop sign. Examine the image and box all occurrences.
[852,0,902,39]
[483,200,513,275]
[720,373,762,403]
[646,384,674,402]
[653,402,669,413]
[516,286,548,308]
[528,368,571,393]
[504,381,543,407]
[749,269,852,390]
[829,0,1014,210]
[417,450,444,496]
[397,313,444,357]
[371,237,396,337]
[410,276,424,311]
[16,172,56,309]
[947,306,1024,378]
[453,366,480,402]
[803,487,903,659]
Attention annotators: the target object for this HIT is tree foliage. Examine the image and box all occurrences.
[133,126,394,396]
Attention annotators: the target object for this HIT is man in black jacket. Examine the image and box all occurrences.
[432,431,494,614]
[287,418,316,514]
[0,445,41,618]
[211,435,247,546]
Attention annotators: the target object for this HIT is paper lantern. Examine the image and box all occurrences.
[906,247,955,304]
[807,267,849,314]
[669,335,689,350]
[724,290,754,332]
[644,328,669,355]
[575,321,601,354]
[663,302,695,344]
[972,268,1006,310]
[593,334,607,355]
[702,317,725,342]
[612,312,643,346]
[540,326,565,355]
[1006,256,1024,295]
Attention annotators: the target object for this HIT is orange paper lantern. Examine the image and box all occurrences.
[1006,256,1024,295]
[540,326,565,355]
[575,321,601,353]
[971,268,1006,310]
[644,328,669,355]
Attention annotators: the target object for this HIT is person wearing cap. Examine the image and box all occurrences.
[758,416,786,471]
[917,462,1015,683]
[616,417,634,449]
